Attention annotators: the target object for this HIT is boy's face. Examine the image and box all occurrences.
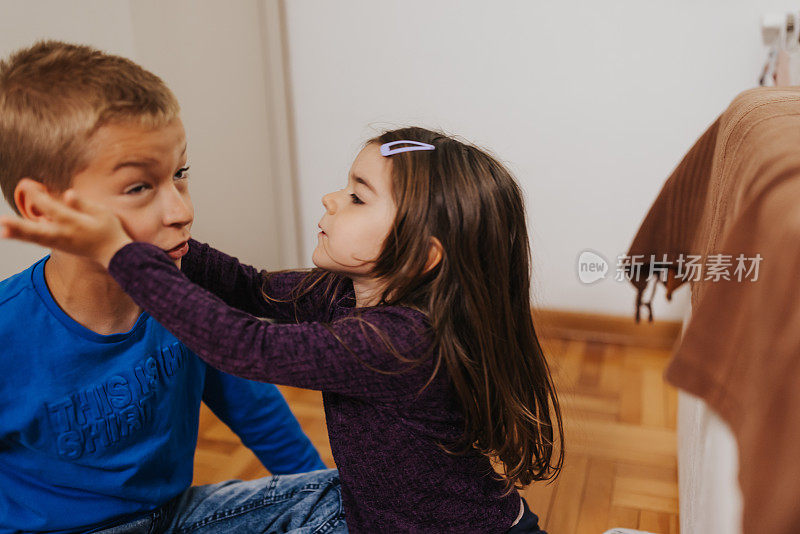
[68,118,193,267]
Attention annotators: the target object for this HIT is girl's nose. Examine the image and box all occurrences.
[322,192,336,214]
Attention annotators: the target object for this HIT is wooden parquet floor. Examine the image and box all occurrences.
[193,337,679,534]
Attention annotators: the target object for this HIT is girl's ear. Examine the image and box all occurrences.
[424,237,443,273]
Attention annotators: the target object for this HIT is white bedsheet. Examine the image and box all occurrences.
[676,310,743,533]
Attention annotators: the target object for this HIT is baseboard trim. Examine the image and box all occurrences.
[532,308,681,350]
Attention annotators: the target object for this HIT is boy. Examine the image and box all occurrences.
[0,41,344,533]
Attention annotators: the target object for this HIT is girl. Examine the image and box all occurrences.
[1,127,563,533]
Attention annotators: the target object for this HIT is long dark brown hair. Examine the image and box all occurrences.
[263,126,563,492]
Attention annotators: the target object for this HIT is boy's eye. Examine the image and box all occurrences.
[174,166,190,180]
[350,193,364,205]
[125,184,150,195]
[125,166,190,195]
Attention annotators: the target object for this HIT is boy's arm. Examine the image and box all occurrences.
[108,242,433,402]
[201,367,326,474]
[179,238,320,323]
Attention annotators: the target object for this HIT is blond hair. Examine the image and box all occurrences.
[0,40,180,214]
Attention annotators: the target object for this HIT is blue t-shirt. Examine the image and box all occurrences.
[0,256,325,534]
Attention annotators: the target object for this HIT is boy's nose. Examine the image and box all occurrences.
[163,191,193,226]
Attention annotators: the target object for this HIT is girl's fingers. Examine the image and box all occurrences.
[0,216,10,239]
[63,189,85,210]
[64,189,105,215]
[0,215,60,247]
[28,188,79,224]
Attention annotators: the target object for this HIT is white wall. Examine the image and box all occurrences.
[128,0,302,270]
[1,1,795,321]
[283,0,800,320]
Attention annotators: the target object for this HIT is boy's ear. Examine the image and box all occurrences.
[14,178,52,220]
[423,237,443,274]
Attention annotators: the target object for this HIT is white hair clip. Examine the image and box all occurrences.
[379,140,435,156]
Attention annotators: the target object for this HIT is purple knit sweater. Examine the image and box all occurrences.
[107,239,521,533]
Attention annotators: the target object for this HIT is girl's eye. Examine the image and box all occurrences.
[174,165,190,180]
[350,193,364,205]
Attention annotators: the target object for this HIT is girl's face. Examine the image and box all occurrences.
[313,143,396,277]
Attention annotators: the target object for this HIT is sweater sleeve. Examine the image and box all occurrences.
[109,242,433,402]
[178,238,325,323]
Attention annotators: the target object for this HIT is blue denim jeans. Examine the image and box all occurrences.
[86,468,346,534]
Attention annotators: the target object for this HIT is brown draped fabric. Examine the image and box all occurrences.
[625,86,800,534]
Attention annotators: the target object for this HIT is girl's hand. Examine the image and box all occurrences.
[0,187,133,269]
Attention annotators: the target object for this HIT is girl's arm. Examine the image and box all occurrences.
[109,242,433,402]
[179,238,323,323]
